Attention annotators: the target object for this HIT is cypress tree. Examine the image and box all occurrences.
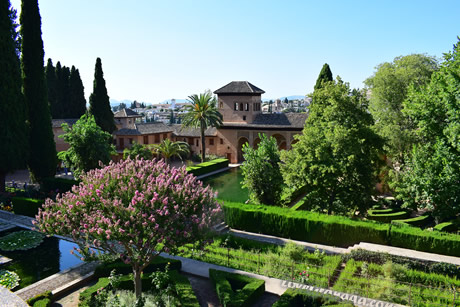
[0,0,28,192]
[314,63,333,91]
[69,66,87,118]
[20,0,57,182]
[56,63,70,118]
[89,57,116,133]
[45,58,58,118]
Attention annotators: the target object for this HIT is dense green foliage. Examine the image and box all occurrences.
[209,269,265,307]
[40,177,79,194]
[274,288,351,307]
[68,65,87,118]
[58,114,115,177]
[394,39,460,222]
[11,196,44,217]
[0,269,20,290]
[20,0,57,182]
[367,211,409,223]
[45,59,58,117]
[89,57,116,133]
[153,139,190,163]
[0,0,28,192]
[186,158,228,176]
[282,79,383,215]
[241,134,283,206]
[93,256,181,278]
[434,221,459,233]
[27,291,52,307]
[314,63,333,91]
[394,215,432,228]
[182,91,223,162]
[222,201,460,256]
[123,142,153,160]
[365,54,438,163]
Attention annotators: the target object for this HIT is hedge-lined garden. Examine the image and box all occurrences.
[222,201,460,257]
[186,158,229,176]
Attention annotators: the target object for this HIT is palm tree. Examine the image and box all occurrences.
[153,139,189,164]
[182,91,223,162]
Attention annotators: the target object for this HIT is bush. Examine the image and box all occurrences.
[169,270,200,306]
[390,224,460,257]
[40,177,78,194]
[27,291,53,307]
[367,208,395,214]
[209,269,265,307]
[94,256,181,278]
[186,158,228,176]
[273,288,351,307]
[434,221,459,233]
[393,215,432,228]
[11,197,44,217]
[223,201,389,247]
[367,211,409,223]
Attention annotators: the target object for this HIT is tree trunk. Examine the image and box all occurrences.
[200,122,206,162]
[0,170,6,193]
[133,264,142,299]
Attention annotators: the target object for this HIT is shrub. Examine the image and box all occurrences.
[223,201,389,247]
[367,208,395,214]
[390,224,460,257]
[94,256,181,278]
[393,215,432,228]
[367,211,409,223]
[273,288,351,307]
[434,221,459,233]
[209,269,265,307]
[40,177,79,195]
[186,158,228,176]
[11,197,44,217]
[27,291,53,307]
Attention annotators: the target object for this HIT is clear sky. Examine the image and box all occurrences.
[10,0,460,103]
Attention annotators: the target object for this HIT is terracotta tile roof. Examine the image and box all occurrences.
[214,81,265,95]
[222,113,307,129]
[114,108,142,118]
[171,124,217,137]
[52,119,79,128]
[113,122,172,135]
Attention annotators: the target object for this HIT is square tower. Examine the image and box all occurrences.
[214,81,265,124]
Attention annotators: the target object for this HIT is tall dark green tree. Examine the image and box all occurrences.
[20,0,56,182]
[57,64,70,117]
[314,63,333,91]
[45,58,58,118]
[51,61,63,118]
[68,66,86,118]
[89,57,116,133]
[0,0,28,192]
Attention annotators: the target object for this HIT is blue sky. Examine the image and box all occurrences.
[10,0,460,103]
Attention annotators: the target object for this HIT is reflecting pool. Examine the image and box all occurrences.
[201,167,249,203]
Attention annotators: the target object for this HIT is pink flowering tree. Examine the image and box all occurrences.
[35,158,222,298]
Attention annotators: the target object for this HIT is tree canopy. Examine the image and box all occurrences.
[314,63,333,91]
[58,114,115,178]
[365,54,439,162]
[393,39,460,222]
[182,91,222,162]
[20,0,56,182]
[123,142,154,161]
[89,57,116,133]
[282,78,383,215]
[0,0,28,192]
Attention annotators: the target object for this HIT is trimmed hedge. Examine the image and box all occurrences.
[94,256,181,278]
[223,201,389,247]
[367,211,409,223]
[27,291,52,307]
[11,197,44,217]
[209,269,265,307]
[393,215,432,228]
[40,177,79,194]
[389,224,460,257]
[170,270,200,307]
[186,158,229,176]
[273,288,352,307]
[367,208,395,215]
[434,221,459,233]
[223,201,460,256]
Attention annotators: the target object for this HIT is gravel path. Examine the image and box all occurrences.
[185,273,221,307]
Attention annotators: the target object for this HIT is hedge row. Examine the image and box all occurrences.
[11,197,44,217]
[222,202,460,257]
[434,221,459,233]
[367,208,394,214]
[209,269,265,307]
[186,158,229,176]
[367,211,409,223]
[223,201,389,248]
[40,177,79,194]
[393,215,431,228]
[94,256,181,278]
[273,288,352,307]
